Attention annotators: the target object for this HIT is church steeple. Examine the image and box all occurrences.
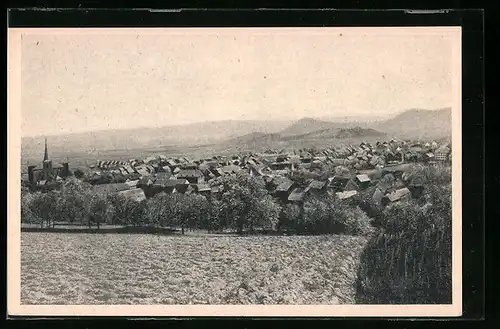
[43,138,48,161]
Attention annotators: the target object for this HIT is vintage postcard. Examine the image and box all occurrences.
[8,26,462,317]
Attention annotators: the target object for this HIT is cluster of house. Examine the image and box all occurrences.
[83,138,451,206]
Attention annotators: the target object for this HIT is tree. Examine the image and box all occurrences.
[107,193,128,225]
[279,203,302,233]
[73,168,85,179]
[21,192,36,224]
[218,172,280,233]
[57,178,91,225]
[29,191,59,228]
[86,193,110,230]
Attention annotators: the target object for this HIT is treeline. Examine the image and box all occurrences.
[21,172,373,236]
[355,165,452,304]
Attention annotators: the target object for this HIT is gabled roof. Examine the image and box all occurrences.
[372,188,384,204]
[344,179,360,192]
[336,190,358,200]
[177,169,203,178]
[356,174,371,183]
[276,179,295,192]
[92,183,130,194]
[221,165,241,174]
[118,188,146,202]
[125,180,139,188]
[385,187,411,202]
[288,187,307,202]
[308,180,326,190]
[195,184,211,192]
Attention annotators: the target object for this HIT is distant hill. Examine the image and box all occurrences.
[373,107,451,139]
[279,118,345,137]
[21,119,293,161]
[335,127,386,139]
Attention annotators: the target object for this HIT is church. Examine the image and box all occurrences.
[26,138,70,187]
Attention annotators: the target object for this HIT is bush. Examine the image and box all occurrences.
[356,183,452,304]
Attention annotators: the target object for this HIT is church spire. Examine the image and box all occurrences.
[43,138,48,161]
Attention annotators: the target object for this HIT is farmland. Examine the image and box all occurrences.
[21,232,367,305]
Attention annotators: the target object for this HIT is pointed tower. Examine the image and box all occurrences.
[42,137,52,181]
[43,138,49,161]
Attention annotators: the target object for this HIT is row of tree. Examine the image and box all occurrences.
[21,172,373,236]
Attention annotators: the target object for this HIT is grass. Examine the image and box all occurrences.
[21,232,368,305]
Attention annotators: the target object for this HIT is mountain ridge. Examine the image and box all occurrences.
[22,107,452,162]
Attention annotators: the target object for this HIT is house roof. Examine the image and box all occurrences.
[177,169,203,178]
[125,180,139,188]
[386,187,411,202]
[344,179,360,192]
[356,174,371,183]
[118,188,146,202]
[288,187,307,202]
[276,180,295,192]
[211,186,222,193]
[336,190,358,200]
[221,165,241,174]
[372,188,384,204]
[165,178,189,187]
[195,184,211,192]
[308,180,326,190]
[92,183,130,194]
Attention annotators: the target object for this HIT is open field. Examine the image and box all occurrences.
[21,232,368,305]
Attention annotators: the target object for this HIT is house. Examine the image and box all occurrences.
[372,188,384,206]
[177,168,204,184]
[382,187,411,206]
[435,146,450,162]
[92,183,130,194]
[344,179,360,192]
[211,185,223,195]
[195,184,212,197]
[306,180,327,195]
[336,190,358,201]
[274,179,297,202]
[221,165,241,175]
[288,187,308,203]
[382,163,413,179]
[329,158,346,166]
[355,174,371,189]
[125,179,139,189]
[118,188,147,203]
[137,176,154,188]
[270,161,293,171]
[174,179,190,194]
[424,152,435,162]
[164,179,179,194]
[328,175,351,192]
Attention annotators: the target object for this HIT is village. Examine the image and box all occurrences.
[22,138,452,216]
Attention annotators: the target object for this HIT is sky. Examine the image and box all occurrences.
[20,28,457,137]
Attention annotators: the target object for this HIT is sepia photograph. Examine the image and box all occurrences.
[8,26,462,317]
